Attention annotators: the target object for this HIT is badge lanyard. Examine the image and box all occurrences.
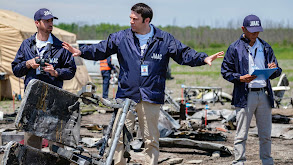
[140,42,149,77]
[248,48,258,69]
[36,47,46,59]
[35,43,52,59]
[139,37,157,77]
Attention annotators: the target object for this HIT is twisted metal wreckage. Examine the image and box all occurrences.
[1,79,233,165]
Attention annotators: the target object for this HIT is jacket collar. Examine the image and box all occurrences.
[127,24,164,41]
[29,33,63,56]
[240,33,270,49]
[30,33,63,48]
[240,34,250,50]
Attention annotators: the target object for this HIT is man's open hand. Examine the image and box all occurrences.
[204,51,224,66]
[62,42,81,57]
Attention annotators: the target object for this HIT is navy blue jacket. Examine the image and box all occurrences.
[80,25,208,104]
[12,33,76,89]
[221,34,282,108]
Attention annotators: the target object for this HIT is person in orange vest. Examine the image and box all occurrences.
[100,56,113,98]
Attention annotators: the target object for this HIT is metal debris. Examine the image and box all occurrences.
[15,79,81,147]
[159,138,232,155]
[2,141,70,165]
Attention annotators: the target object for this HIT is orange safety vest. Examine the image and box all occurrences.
[100,59,111,71]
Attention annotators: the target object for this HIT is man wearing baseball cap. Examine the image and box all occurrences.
[221,15,282,165]
[12,8,76,149]
[34,8,58,21]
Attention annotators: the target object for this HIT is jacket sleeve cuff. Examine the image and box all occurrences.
[21,61,29,71]
[55,68,61,78]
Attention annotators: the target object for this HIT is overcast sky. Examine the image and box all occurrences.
[1,0,292,28]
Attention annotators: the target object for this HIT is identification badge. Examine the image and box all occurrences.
[141,65,149,76]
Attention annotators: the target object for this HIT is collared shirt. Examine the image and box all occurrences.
[248,38,266,88]
[36,33,53,49]
[135,25,154,56]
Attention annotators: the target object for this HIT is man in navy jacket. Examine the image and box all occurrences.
[221,15,282,165]
[12,8,76,150]
[63,3,223,164]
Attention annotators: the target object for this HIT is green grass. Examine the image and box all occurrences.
[272,47,293,59]
[175,79,185,85]
[196,47,227,56]
[172,71,220,76]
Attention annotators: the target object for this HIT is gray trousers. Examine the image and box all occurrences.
[233,90,273,165]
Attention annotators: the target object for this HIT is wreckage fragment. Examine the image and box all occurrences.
[1,129,24,145]
[170,130,227,141]
[249,123,293,139]
[159,109,180,138]
[15,79,81,147]
[2,141,70,165]
[272,114,291,124]
[159,138,232,155]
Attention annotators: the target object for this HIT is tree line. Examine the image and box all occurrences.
[56,23,293,49]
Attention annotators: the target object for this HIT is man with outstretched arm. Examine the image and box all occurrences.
[63,3,223,164]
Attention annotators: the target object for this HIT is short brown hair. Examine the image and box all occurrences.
[131,3,153,23]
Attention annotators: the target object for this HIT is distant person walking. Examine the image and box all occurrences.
[100,56,113,98]
[63,3,224,164]
[221,14,282,165]
[11,8,76,149]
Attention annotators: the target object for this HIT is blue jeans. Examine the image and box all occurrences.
[101,70,111,98]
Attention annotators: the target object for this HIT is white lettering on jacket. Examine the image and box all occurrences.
[151,53,162,60]
[50,58,58,64]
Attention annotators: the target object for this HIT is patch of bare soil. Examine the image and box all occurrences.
[81,107,293,165]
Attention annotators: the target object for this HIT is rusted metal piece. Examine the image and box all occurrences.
[15,79,80,147]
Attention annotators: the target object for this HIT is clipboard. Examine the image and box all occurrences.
[251,67,278,80]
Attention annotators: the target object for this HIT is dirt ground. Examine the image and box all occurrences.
[0,105,293,165]
[0,75,293,164]
[79,105,293,165]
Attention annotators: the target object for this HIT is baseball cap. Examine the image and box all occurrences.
[34,8,58,21]
[243,14,263,33]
